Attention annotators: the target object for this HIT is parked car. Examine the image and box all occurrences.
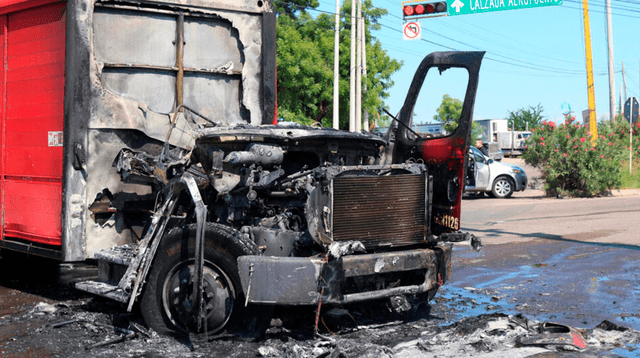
[465,146,527,198]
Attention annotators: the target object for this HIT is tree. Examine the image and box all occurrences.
[275,0,319,19]
[433,94,483,140]
[433,94,462,132]
[506,104,545,131]
[276,0,402,128]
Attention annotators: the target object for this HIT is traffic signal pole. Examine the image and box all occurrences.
[581,0,598,143]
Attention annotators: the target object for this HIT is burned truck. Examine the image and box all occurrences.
[0,0,482,336]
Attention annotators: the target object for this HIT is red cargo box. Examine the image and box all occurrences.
[0,1,66,247]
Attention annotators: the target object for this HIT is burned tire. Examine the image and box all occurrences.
[140,223,258,336]
[491,176,515,198]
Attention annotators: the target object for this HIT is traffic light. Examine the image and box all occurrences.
[403,1,447,19]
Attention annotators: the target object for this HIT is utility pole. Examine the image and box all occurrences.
[355,0,362,133]
[349,0,356,132]
[619,83,623,116]
[332,0,340,129]
[582,0,597,141]
[622,60,627,102]
[605,0,616,121]
[361,7,369,132]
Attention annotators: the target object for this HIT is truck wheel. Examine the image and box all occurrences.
[140,223,258,336]
[491,176,514,198]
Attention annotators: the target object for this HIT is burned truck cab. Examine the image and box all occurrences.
[51,0,486,336]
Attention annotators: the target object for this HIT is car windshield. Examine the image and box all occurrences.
[470,147,486,162]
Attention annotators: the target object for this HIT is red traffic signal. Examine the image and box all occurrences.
[403,1,447,18]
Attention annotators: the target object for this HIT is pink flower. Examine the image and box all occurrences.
[540,142,545,146]
[608,142,612,146]
[590,147,595,151]
[574,150,578,153]
[542,120,547,125]
[563,153,568,157]
[574,145,578,149]
[600,155,604,159]
[566,134,570,138]
[580,137,586,143]
[587,131,591,136]
[540,136,544,141]
[549,121,556,127]
[532,128,536,132]
[554,149,559,152]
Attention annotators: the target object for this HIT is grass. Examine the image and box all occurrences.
[620,158,640,188]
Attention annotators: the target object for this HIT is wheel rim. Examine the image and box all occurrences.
[495,179,512,197]
[162,259,236,333]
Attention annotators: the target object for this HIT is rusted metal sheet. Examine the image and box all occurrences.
[332,173,428,248]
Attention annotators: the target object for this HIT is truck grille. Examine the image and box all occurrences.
[332,173,427,248]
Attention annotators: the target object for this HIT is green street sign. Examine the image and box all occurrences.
[447,0,562,16]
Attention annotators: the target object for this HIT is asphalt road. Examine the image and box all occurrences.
[453,179,640,333]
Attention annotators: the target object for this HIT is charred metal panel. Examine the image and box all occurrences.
[340,250,436,278]
[238,247,446,305]
[90,4,264,127]
[183,18,243,71]
[62,0,92,261]
[238,256,323,305]
[250,227,298,257]
[183,74,242,123]
[101,71,177,114]
[93,10,176,67]
[58,0,275,260]
[329,248,440,304]
[147,0,273,14]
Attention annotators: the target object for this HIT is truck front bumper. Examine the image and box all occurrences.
[237,244,452,305]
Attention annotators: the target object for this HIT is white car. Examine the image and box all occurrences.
[465,146,527,198]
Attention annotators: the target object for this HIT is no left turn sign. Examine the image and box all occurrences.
[403,21,421,41]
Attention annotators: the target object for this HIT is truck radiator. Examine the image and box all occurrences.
[332,173,427,248]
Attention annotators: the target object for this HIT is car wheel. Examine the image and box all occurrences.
[140,223,258,336]
[491,176,515,198]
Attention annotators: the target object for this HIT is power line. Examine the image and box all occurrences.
[278,1,632,77]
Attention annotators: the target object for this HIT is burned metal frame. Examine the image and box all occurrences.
[57,0,278,262]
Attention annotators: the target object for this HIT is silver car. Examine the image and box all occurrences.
[465,146,527,198]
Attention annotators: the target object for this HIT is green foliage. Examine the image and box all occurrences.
[522,116,632,197]
[433,94,461,132]
[275,0,319,19]
[506,104,545,131]
[620,159,640,188]
[276,0,402,128]
[433,94,483,140]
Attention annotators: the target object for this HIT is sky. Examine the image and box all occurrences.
[314,0,640,125]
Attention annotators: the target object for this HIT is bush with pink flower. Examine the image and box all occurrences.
[522,114,623,197]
